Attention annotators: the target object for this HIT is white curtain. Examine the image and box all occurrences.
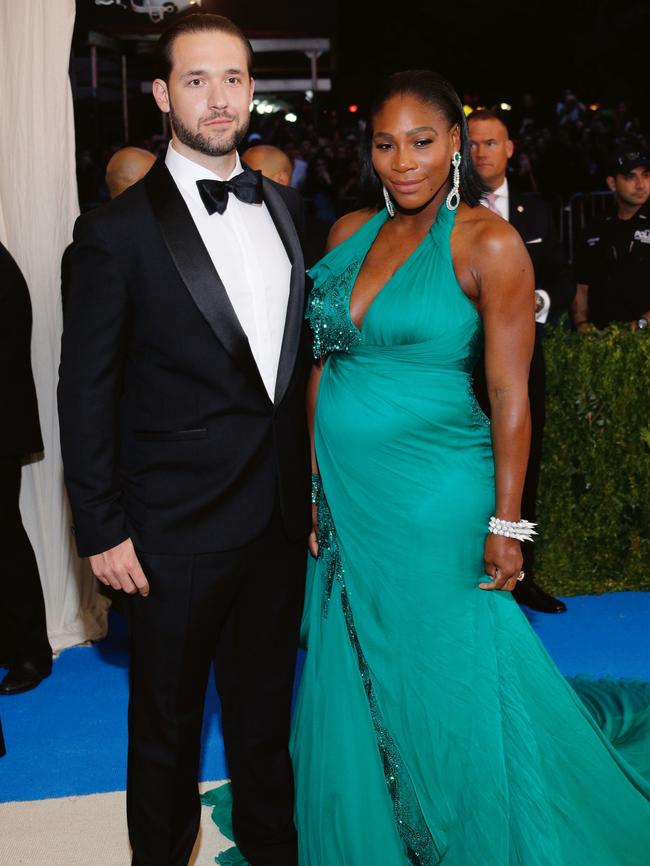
[0,0,109,652]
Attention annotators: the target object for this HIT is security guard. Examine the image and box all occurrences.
[573,148,650,331]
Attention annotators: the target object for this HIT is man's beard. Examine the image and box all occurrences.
[169,102,250,158]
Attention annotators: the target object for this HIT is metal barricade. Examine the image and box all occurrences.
[563,191,615,263]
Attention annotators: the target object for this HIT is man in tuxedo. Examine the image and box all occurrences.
[469,110,575,614]
[58,14,310,866]
[0,242,52,694]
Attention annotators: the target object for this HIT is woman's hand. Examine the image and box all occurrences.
[308,503,319,558]
[479,533,523,592]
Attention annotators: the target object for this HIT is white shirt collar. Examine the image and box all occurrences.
[492,178,509,199]
[165,141,244,187]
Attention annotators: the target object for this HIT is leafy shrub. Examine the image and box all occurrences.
[537,323,650,595]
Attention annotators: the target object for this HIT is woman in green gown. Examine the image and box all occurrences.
[289,71,650,865]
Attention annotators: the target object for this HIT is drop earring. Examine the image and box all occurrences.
[383,185,395,218]
[445,151,461,211]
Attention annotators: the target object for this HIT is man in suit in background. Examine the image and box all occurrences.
[242,144,293,187]
[469,110,575,614]
[105,147,157,199]
[0,242,52,694]
[58,14,310,866]
[242,143,328,268]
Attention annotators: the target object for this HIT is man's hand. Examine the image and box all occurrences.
[89,538,150,596]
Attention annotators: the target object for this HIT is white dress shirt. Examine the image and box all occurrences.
[165,142,291,400]
[481,178,550,323]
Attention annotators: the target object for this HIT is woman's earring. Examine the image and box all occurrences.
[445,151,461,211]
[383,185,395,218]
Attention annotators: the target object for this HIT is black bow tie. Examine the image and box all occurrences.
[196,168,264,215]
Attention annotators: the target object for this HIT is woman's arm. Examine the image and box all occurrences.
[477,223,536,591]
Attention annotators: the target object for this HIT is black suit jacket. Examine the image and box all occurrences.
[58,159,311,557]
[0,242,43,457]
[508,187,574,322]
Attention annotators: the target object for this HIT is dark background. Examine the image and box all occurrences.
[338,0,647,117]
[74,0,648,116]
[72,0,649,211]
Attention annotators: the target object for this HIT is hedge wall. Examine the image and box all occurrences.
[537,323,650,595]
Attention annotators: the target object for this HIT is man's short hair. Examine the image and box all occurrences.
[154,13,254,81]
[468,109,511,137]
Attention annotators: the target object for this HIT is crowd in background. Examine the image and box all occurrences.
[76,89,650,220]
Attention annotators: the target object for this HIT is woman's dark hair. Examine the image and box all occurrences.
[359,70,488,210]
[154,13,254,82]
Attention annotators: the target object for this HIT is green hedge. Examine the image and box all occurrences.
[537,323,650,595]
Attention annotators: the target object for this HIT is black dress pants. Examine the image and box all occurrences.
[127,502,306,866]
[0,454,51,670]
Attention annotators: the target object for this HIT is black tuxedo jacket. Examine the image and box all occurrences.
[508,187,575,322]
[58,160,311,557]
[0,242,43,457]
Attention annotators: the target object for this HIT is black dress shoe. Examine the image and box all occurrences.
[514,580,567,614]
[0,661,51,695]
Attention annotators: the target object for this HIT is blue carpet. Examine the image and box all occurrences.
[520,591,650,679]
[1,592,648,802]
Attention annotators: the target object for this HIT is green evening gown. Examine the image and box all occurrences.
[287,203,650,866]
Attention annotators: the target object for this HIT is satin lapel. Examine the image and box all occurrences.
[144,160,267,395]
[261,177,305,406]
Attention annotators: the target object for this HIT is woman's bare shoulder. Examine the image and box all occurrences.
[456,202,526,258]
[326,208,377,252]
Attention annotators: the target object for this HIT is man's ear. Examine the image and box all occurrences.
[605,175,616,194]
[506,139,515,160]
[152,79,170,114]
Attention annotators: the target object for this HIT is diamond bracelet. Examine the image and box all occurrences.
[488,516,538,543]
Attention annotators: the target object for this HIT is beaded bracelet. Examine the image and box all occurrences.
[311,473,322,505]
[488,516,537,543]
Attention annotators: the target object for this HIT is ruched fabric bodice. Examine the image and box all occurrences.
[307,206,483,366]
